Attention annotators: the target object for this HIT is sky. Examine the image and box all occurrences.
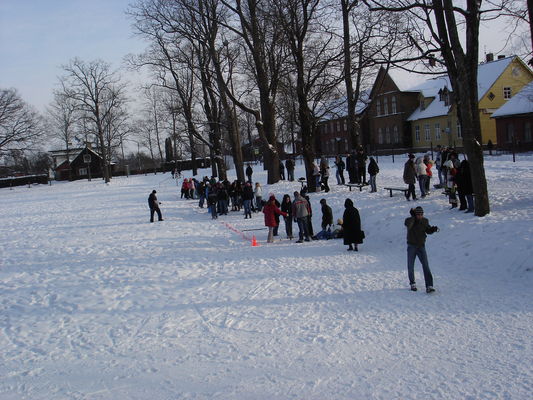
[0,1,529,113]
[0,0,147,112]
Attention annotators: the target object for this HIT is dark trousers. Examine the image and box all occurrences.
[406,183,416,200]
[284,216,293,238]
[407,244,433,288]
[150,207,162,222]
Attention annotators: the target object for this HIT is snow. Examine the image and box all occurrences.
[1,154,533,399]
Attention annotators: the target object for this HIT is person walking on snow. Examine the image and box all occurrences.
[263,195,287,243]
[405,206,439,293]
[403,153,417,201]
[148,190,163,222]
[292,191,311,243]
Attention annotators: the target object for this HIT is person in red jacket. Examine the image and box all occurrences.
[262,194,287,243]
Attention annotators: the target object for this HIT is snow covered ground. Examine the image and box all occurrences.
[1,153,532,400]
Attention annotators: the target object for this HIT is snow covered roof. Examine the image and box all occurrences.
[319,91,369,121]
[491,81,533,118]
[406,56,517,121]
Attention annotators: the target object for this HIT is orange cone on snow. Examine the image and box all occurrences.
[251,235,259,247]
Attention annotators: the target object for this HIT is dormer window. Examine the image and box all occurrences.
[439,87,451,106]
[420,98,425,111]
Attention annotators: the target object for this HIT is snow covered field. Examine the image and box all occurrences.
[1,154,532,400]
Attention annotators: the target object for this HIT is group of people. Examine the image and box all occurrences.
[403,147,474,213]
[148,173,439,293]
[245,159,296,183]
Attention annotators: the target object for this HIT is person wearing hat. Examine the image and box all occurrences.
[403,153,417,201]
[148,190,163,223]
[405,206,439,293]
[262,194,288,243]
[292,191,311,243]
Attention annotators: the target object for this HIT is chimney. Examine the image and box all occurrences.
[86,141,92,150]
[498,55,506,60]
[486,53,494,62]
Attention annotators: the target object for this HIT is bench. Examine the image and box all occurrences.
[345,183,367,192]
[383,187,409,197]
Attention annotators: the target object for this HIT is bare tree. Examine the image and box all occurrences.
[362,0,517,216]
[47,92,80,179]
[0,88,44,156]
[273,0,343,192]
[59,58,128,183]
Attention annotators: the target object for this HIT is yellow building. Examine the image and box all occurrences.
[406,55,533,150]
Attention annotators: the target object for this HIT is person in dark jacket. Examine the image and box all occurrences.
[456,159,474,213]
[246,164,253,183]
[342,198,363,251]
[356,147,367,184]
[285,158,295,181]
[405,206,438,293]
[368,157,379,192]
[279,160,285,180]
[403,153,417,201]
[319,198,333,231]
[242,182,254,218]
[280,194,293,239]
[148,190,163,222]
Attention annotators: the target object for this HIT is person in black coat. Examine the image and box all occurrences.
[246,164,253,183]
[342,198,363,251]
[148,190,163,222]
[456,159,474,213]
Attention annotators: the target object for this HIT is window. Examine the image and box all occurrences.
[457,121,462,139]
[424,124,431,141]
[503,87,512,100]
[378,128,384,144]
[420,98,425,111]
[376,100,381,116]
[383,97,388,115]
[385,126,391,143]
[435,123,441,140]
[79,168,88,176]
[393,125,399,143]
[392,96,397,114]
[525,122,532,142]
[336,121,341,132]
[415,125,420,142]
[343,120,347,131]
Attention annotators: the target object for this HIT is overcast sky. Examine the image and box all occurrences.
[0,1,527,113]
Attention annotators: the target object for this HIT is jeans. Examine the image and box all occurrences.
[255,196,262,211]
[418,175,427,197]
[288,169,294,181]
[296,217,310,241]
[407,244,433,287]
[243,199,252,216]
[369,174,377,192]
[209,204,217,219]
[437,167,444,186]
[336,169,345,185]
[199,195,205,208]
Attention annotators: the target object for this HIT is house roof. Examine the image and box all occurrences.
[491,81,533,118]
[319,92,369,121]
[406,56,517,121]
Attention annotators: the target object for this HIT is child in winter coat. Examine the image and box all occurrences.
[263,195,287,243]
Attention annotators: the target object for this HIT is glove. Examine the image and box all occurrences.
[428,226,439,233]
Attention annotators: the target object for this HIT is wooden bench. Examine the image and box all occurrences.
[345,183,367,192]
[383,187,409,197]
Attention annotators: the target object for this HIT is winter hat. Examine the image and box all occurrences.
[269,194,276,201]
[320,198,326,204]
[414,206,424,215]
[152,190,157,193]
[408,153,415,159]
[344,198,354,208]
